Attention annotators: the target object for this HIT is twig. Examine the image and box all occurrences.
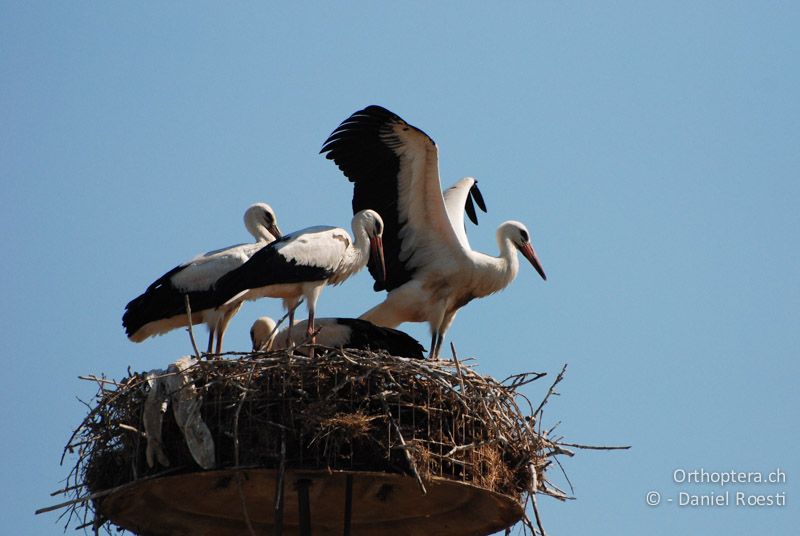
[550,453,576,498]
[78,375,125,387]
[118,424,146,437]
[533,364,567,417]
[501,371,548,389]
[557,441,631,451]
[277,299,303,329]
[35,469,180,515]
[49,483,85,497]
[450,342,466,395]
[529,465,547,536]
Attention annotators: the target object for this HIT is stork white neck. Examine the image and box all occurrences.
[468,221,531,299]
[330,209,384,285]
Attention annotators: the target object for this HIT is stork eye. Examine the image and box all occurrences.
[375,219,383,235]
[520,229,529,242]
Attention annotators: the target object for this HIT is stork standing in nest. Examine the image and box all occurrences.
[211,209,386,348]
[122,203,282,354]
[322,105,546,359]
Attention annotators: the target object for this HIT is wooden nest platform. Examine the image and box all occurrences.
[53,348,578,535]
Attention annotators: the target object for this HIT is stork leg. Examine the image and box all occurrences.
[206,329,215,356]
[304,285,324,359]
[307,309,316,342]
[283,297,301,349]
[429,331,442,360]
[214,304,240,355]
[307,309,316,358]
[434,313,457,361]
[288,309,295,344]
[215,333,223,355]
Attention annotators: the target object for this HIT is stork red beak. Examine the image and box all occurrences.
[369,236,386,283]
[269,224,283,239]
[520,242,546,281]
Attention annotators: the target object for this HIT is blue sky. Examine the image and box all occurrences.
[3,2,798,534]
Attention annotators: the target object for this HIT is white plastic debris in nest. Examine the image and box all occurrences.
[142,356,215,470]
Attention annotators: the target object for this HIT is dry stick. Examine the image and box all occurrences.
[60,374,150,465]
[49,483,85,497]
[529,465,547,536]
[117,423,146,437]
[35,469,181,515]
[533,364,568,417]
[184,294,201,359]
[279,299,304,328]
[548,453,576,499]
[449,342,466,395]
[501,371,548,389]
[520,512,537,536]
[77,375,125,387]
[557,441,630,451]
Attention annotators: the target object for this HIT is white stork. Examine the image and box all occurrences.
[321,105,546,359]
[250,316,425,359]
[211,209,386,346]
[250,316,278,351]
[123,203,282,354]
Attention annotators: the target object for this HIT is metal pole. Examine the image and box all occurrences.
[342,474,353,536]
[296,478,312,536]
[273,431,286,536]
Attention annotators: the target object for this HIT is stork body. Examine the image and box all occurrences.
[212,210,385,345]
[322,105,546,358]
[123,203,282,353]
[251,316,424,359]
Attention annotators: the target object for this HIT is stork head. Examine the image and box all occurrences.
[244,203,282,243]
[501,221,546,281]
[250,316,278,351]
[353,209,386,283]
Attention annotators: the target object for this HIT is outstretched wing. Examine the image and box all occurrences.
[321,105,466,292]
[443,177,488,250]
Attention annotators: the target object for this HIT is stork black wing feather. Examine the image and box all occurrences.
[212,238,334,306]
[122,264,220,339]
[464,194,478,225]
[336,318,425,359]
[470,181,487,213]
[321,105,434,292]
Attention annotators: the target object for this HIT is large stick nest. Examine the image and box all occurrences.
[55,348,578,534]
